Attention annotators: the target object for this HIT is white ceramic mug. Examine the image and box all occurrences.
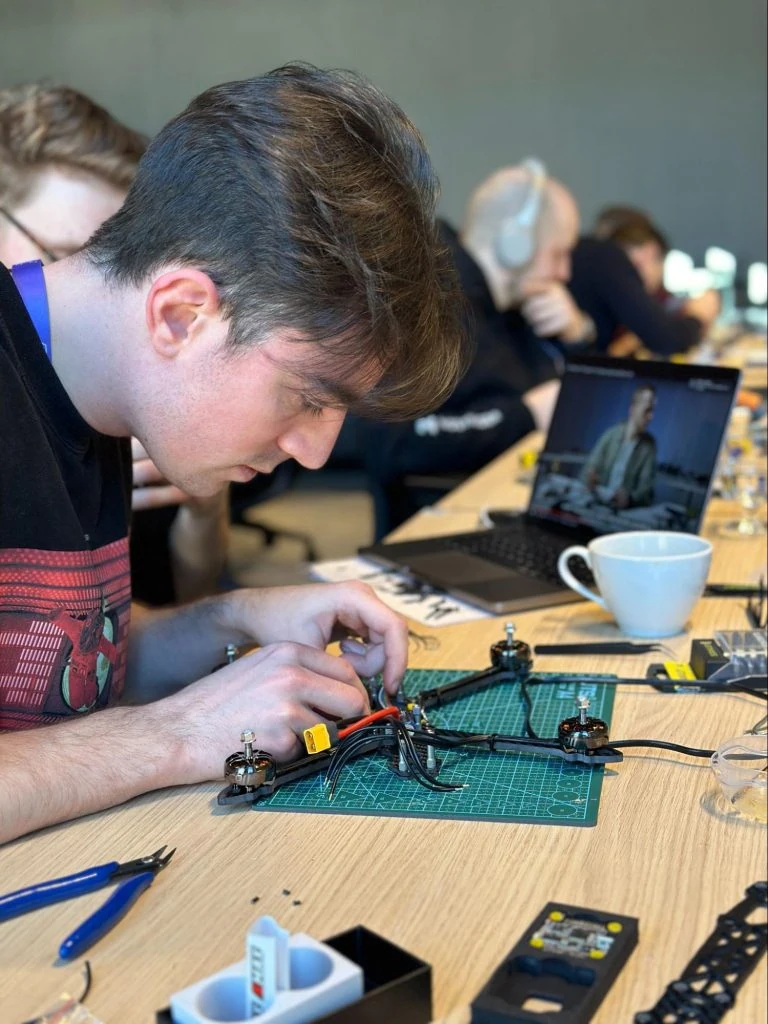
[557,531,712,638]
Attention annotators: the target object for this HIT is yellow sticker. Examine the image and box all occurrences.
[529,937,544,948]
[607,922,623,934]
[589,949,605,960]
[663,661,697,681]
[549,910,565,921]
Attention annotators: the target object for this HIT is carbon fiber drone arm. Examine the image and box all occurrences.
[414,729,623,765]
[216,735,390,806]
[416,667,514,710]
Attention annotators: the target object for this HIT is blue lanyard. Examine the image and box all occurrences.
[10,259,52,362]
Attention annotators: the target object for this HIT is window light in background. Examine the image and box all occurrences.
[747,263,767,306]
[663,249,695,295]
[687,267,716,296]
[746,262,768,331]
[705,247,738,323]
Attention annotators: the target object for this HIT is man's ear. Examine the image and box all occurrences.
[145,269,222,359]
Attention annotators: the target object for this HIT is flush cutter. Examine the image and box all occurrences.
[0,844,175,960]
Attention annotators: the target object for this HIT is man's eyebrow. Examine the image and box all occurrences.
[290,374,368,409]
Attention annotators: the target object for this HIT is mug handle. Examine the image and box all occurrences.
[557,545,606,608]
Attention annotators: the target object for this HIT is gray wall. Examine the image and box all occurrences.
[1,0,766,267]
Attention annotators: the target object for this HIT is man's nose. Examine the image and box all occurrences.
[278,414,345,470]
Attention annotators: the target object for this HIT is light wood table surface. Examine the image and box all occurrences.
[1,438,766,1024]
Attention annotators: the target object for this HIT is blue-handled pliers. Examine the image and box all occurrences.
[0,844,175,961]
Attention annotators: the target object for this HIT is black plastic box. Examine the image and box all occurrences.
[156,925,431,1024]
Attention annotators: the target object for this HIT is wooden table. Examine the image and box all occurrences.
[1,439,766,1024]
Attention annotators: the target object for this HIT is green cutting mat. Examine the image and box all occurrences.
[252,671,616,827]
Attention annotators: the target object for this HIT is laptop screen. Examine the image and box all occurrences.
[527,356,740,537]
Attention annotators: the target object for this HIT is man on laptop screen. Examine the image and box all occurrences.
[528,360,735,535]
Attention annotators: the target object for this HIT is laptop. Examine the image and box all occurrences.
[360,356,740,613]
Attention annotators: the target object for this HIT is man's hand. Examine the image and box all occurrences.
[521,282,594,343]
[522,379,561,433]
[611,487,630,510]
[221,582,409,696]
[682,289,720,329]
[0,641,370,843]
[131,438,188,510]
[171,641,370,775]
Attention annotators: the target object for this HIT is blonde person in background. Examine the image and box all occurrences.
[357,160,591,535]
[0,83,229,604]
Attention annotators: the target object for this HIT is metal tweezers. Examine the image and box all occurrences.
[534,641,675,657]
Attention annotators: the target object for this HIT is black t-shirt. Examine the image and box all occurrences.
[569,237,703,356]
[0,264,132,729]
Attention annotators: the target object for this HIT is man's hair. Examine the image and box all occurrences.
[632,383,656,403]
[0,83,147,207]
[85,64,468,421]
[593,205,669,255]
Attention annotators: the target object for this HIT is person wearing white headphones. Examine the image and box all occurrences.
[462,161,595,337]
[350,161,592,537]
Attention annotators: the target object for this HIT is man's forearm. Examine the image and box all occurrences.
[126,593,241,703]
[0,703,188,845]
[170,488,230,604]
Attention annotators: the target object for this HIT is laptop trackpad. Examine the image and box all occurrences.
[407,551,512,585]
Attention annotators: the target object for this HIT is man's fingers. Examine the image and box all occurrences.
[132,458,167,487]
[327,584,408,694]
[132,484,188,511]
[131,437,149,461]
[292,671,370,720]
[266,643,370,706]
[520,279,554,298]
[338,644,388,686]
[522,294,557,315]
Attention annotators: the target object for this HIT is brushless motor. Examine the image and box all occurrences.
[490,622,533,677]
[558,697,610,752]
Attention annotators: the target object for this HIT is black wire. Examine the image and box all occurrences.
[396,723,463,792]
[20,961,92,1024]
[533,673,767,697]
[325,726,387,796]
[519,678,540,739]
[611,739,715,758]
[728,684,768,701]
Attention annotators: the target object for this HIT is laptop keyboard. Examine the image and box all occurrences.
[444,525,595,587]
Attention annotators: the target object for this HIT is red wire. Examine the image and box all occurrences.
[338,707,400,740]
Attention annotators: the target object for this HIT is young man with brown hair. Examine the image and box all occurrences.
[0,82,231,605]
[0,65,466,843]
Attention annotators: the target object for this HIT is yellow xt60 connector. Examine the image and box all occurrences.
[304,723,332,755]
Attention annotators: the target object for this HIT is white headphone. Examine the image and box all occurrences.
[495,158,547,269]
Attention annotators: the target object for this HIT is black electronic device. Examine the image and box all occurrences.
[470,902,638,1023]
[360,357,739,614]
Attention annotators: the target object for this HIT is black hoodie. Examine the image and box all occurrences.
[360,221,559,492]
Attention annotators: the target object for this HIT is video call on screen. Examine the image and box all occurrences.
[529,361,736,536]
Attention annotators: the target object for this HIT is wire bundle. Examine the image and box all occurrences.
[324,720,465,799]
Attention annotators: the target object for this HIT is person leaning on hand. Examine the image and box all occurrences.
[0,65,468,844]
[354,160,588,535]
[0,82,229,606]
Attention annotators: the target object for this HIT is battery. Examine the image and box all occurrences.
[690,637,729,680]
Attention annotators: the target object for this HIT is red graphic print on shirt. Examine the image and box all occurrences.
[0,539,130,729]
